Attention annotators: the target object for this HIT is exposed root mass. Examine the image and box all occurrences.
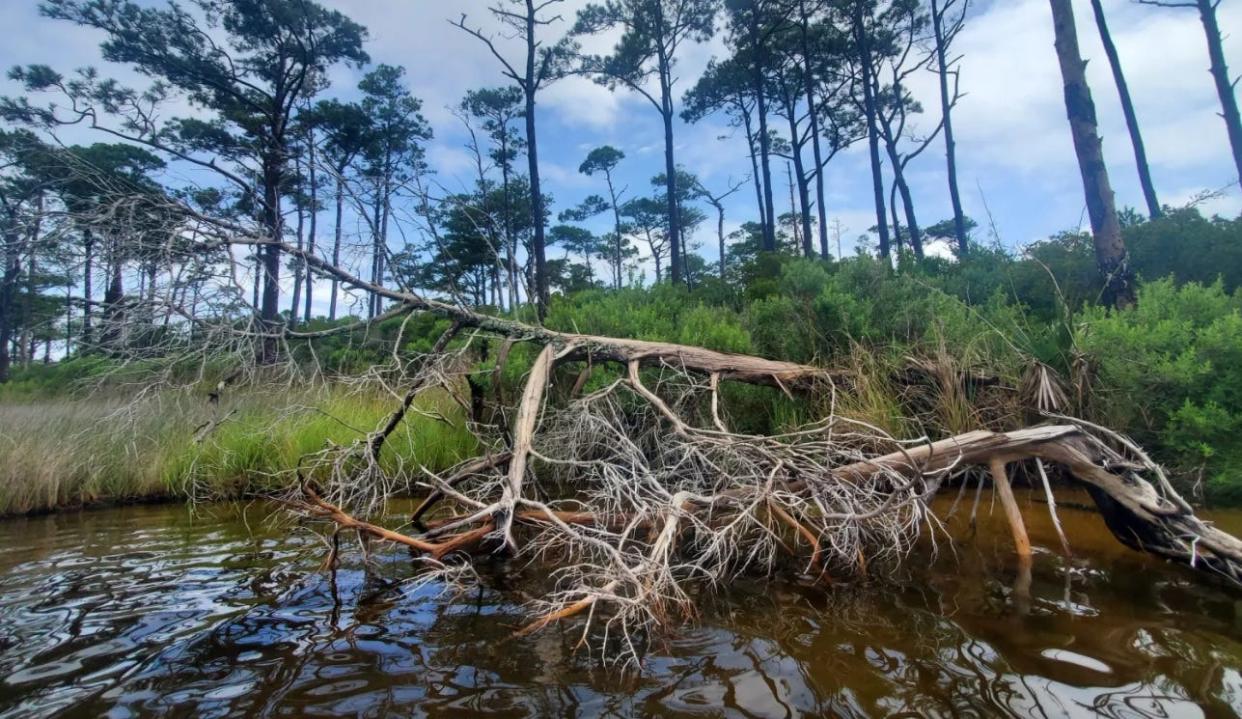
[276,301,1242,664]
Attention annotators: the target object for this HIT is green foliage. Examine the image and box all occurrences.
[6,195,1242,506]
[747,295,811,361]
[546,284,752,354]
[0,356,115,399]
[1077,279,1242,501]
[1128,208,1242,291]
[164,390,476,496]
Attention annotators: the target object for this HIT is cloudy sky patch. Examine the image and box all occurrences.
[2,0,1238,265]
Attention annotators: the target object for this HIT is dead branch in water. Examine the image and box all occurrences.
[270,295,1242,664]
[52,194,1242,667]
[210,225,1242,664]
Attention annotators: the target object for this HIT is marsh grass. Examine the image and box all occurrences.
[0,388,476,516]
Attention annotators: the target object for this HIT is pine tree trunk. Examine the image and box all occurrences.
[878,76,924,260]
[1049,0,1135,309]
[651,234,663,284]
[855,6,891,259]
[63,283,71,357]
[0,220,19,382]
[21,194,43,367]
[884,137,923,259]
[305,130,318,323]
[794,0,830,258]
[1089,0,1161,219]
[82,229,93,344]
[259,154,283,363]
[657,37,684,284]
[605,170,624,290]
[738,98,768,235]
[369,180,382,320]
[890,180,904,257]
[101,233,124,350]
[931,0,969,255]
[501,140,517,309]
[524,0,549,319]
[1195,0,1242,183]
[376,180,391,317]
[289,177,305,329]
[749,6,778,252]
[661,105,683,283]
[526,90,548,316]
[252,255,260,314]
[330,174,343,321]
[145,262,156,315]
[783,91,815,257]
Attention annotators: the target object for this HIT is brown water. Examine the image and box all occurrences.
[1,495,1241,718]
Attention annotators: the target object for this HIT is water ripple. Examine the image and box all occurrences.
[0,501,1239,717]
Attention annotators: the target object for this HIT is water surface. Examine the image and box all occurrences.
[1,495,1241,717]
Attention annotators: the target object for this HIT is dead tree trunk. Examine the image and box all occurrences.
[854,4,891,259]
[931,0,969,256]
[1089,0,1162,220]
[1048,0,1136,310]
[1190,0,1242,183]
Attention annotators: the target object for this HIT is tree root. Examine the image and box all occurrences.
[196,234,1242,661]
[297,415,1242,668]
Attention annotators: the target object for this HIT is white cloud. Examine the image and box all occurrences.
[542,76,626,129]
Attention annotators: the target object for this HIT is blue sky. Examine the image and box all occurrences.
[3,0,1240,281]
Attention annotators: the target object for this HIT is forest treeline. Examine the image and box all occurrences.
[0,0,1241,506]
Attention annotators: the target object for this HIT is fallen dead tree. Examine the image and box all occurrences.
[198,232,1242,662]
[63,199,1242,663]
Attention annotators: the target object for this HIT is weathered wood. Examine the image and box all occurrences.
[498,344,554,548]
[330,421,1242,586]
[410,452,513,526]
[233,232,1242,603]
[240,235,836,390]
[990,458,1032,559]
[1049,0,1135,309]
[824,425,1242,583]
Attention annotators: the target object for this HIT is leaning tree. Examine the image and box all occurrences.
[1048,0,1136,309]
[1135,0,1242,184]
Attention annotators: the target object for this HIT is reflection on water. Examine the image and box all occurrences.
[1,494,1241,718]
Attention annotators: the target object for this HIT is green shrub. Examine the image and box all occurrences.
[1077,279,1242,501]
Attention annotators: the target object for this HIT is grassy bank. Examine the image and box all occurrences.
[0,388,477,516]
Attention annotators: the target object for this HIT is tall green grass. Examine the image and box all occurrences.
[0,388,476,516]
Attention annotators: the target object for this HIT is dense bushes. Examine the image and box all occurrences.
[1078,280,1242,502]
[546,284,753,354]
